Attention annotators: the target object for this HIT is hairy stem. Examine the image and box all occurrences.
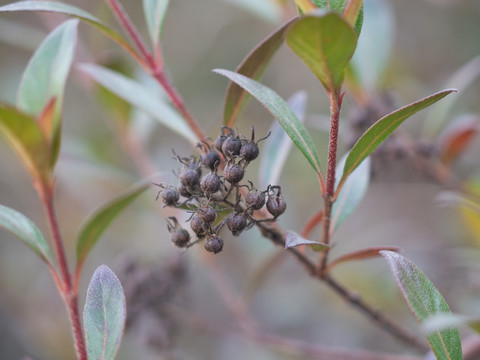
[39,184,87,360]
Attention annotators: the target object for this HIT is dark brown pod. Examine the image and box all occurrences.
[226,212,248,236]
[190,215,206,236]
[197,206,217,224]
[223,162,244,185]
[204,234,224,254]
[171,229,190,248]
[245,190,265,210]
[200,173,221,194]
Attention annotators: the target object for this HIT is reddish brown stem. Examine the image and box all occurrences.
[105,0,156,69]
[318,91,342,276]
[39,184,87,360]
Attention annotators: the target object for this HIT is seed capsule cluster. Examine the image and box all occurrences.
[156,126,286,254]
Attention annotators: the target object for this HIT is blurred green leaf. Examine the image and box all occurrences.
[313,0,363,34]
[214,69,324,183]
[0,1,139,62]
[294,0,316,14]
[423,56,480,138]
[79,64,198,145]
[143,0,169,48]
[350,0,394,90]
[259,90,307,188]
[76,182,148,271]
[337,89,457,196]
[285,230,329,251]
[223,18,297,127]
[286,12,357,94]
[331,154,370,231]
[18,19,78,167]
[0,104,51,182]
[381,251,463,360]
[0,204,54,264]
[223,0,284,24]
[84,265,126,360]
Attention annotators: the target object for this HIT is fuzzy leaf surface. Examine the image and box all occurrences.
[18,19,77,167]
[286,12,357,93]
[76,183,148,270]
[337,89,457,195]
[215,69,323,182]
[259,91,307,188]
[0,204,54,264]
[381,251,462,360]
[223,18,297,126]
[0,104,50,182]
[143,0,169,48]
[84,265,126,360]
[79,64,198,144]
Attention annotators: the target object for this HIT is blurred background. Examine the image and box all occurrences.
[0,0,480,359]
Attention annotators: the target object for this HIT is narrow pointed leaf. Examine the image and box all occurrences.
[84,265,126,360]
[76,183,148,270]
[381,251,462,360]
[285,230,329,251]
[143,0,169,48]
[337,89,457,196]
[286,12,357,93]
[0,204,54,264]
[18,19,77,167]
[215,69,324,183]
[259,91,307,188]
[223,18,298,126]
[0,104,51,182]
[0,1,139,62]
[79,64,198,144]
[326,246,399,272]
[331,154,370,231]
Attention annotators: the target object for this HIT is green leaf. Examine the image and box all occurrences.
[84,265,126,360]
[350,0,394,89]
[286,12,358,93]
[143,0,169,48]
[381,251,463,360]
[223,18,298,126]
[330,153,370,231]
[0,204,54,264]
[259,91,307,188]
[285,230,329,251]
[18,19,78,168]
[0,1,139,63]
[76,182,148,271]
[79,63,198,145]
[214,69,324,184]
[0,104,51,182]
[313,0,363,34]
[337,89,457,195]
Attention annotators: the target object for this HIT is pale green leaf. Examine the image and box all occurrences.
[84,265,126,360]
[313,0,363,34]
[0,204,54,264]
[285,230,329,251]
[79,64,198,145]
[381,251,462,360]
[143,0,169,48]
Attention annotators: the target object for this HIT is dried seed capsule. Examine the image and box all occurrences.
[204,234,224,254]
[197,206,217,224]
[200,172,221,195]
[240,142,259,162]
[162,187,179,206]
[190,215,206,237]
[201,150,221,171]
[224,162,244,185]
[226,212,248,236]
[214,135,227,152]
[266,191,287,218]
[222,137,242,157]
[177,182,191,198]
[179,167,201,188]
[245,190,265,210]
[171,228,190,248]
